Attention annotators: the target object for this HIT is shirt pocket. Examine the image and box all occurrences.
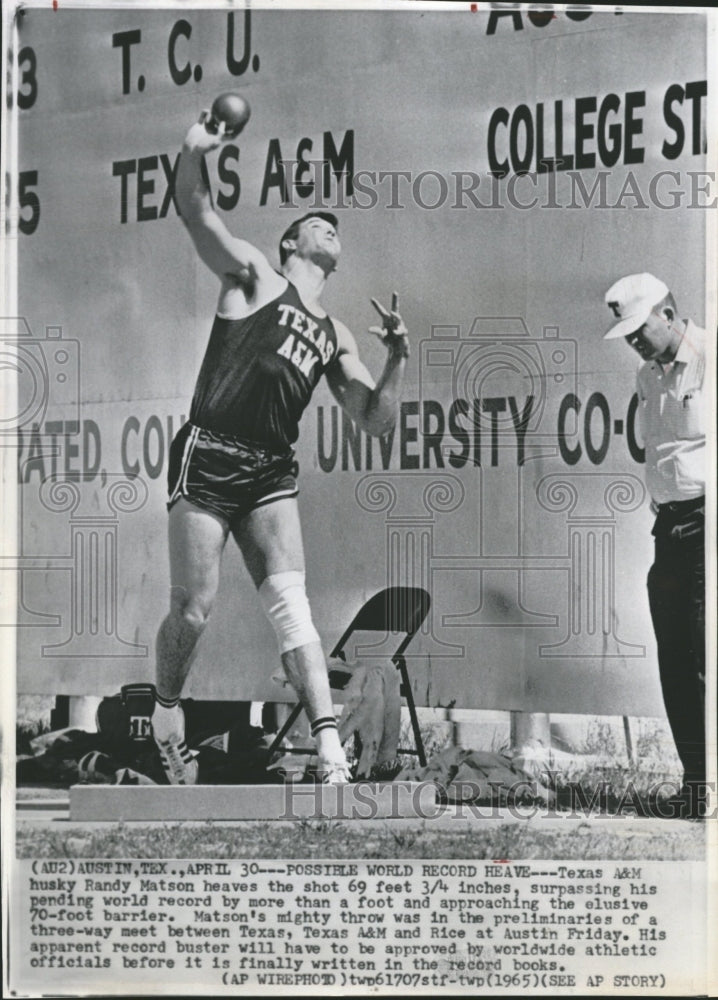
[671,390,703,439]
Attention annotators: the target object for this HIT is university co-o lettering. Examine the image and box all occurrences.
[317,392,644,473]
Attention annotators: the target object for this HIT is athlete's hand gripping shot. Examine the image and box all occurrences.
[151,98,410,786]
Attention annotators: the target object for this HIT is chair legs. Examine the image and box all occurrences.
[267,668,426,767]
[395,656,427,767]
[268,662,427,767]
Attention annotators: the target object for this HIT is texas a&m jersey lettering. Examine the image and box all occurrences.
[276,303,336,373]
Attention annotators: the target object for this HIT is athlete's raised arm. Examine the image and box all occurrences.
[326,294,410,437]
[175,112,278,294]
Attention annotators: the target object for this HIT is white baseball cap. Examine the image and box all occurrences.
[603,273,669,339]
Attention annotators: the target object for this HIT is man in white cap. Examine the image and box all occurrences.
[604,273,706,818]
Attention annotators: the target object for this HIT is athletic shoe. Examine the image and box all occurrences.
[153,706,198,785]
[315,761,352,785]
[155,734,198,785]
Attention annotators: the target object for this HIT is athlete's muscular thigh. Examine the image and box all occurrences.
[168,498,230,614]
[232,497,306,588]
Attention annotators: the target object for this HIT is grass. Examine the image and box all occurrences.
[550,717,684,815]
[15,814,705,860]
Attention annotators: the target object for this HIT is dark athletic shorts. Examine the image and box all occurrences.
[167,422,299,525]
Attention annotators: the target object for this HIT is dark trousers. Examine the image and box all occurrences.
[647,498,705,787]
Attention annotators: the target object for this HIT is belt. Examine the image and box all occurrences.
[656,495,704,514]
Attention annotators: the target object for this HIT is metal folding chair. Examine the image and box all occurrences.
[266,586,431,767]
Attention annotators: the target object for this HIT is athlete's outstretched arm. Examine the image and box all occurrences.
[176,116,272,284]
[326,295,409,437]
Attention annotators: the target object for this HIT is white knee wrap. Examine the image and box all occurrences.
[258,571,320,654]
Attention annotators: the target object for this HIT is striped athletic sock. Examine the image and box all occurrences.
[310,715,338,737]
[155,691,181,710]
[311,716,344,762]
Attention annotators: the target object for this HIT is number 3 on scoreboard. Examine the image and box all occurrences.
[6,45,38,110]
[17,46,38,110]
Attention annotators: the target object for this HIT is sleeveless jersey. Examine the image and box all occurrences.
[189,282,338,450]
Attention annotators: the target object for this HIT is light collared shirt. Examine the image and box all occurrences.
[636,319,705,505]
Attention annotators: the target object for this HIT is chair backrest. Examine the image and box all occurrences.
[331,587,430,660]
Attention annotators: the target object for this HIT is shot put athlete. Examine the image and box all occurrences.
[152,104,410,786]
